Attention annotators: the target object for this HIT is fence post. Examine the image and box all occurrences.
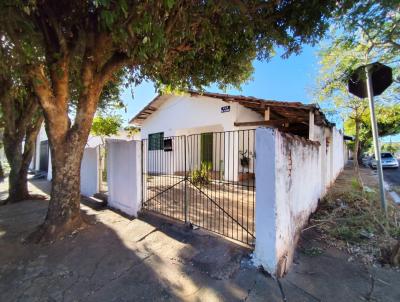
[184,135,188,223]
[253,127,278,274]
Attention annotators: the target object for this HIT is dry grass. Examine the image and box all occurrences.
[311,164,400,266]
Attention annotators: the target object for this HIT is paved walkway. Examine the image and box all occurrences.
[0,178,399,301]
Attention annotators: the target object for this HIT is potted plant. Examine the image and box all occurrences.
[239,150,250,168]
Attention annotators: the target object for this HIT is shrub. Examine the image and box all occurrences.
[191,161,212,186]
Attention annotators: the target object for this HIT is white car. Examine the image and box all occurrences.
[370,152,399,169]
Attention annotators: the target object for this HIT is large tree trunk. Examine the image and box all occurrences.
[29,65,103,241]
[34,135,87,241]
[28,31,127,242]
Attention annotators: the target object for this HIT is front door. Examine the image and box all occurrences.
[201,133,213,166]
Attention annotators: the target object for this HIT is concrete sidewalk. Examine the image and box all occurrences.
[0,179,399,301]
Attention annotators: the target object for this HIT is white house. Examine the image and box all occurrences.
[125,91,347,276]
[130,91,338,183]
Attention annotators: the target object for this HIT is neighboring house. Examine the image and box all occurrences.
[30,124,136,196]
[30,125,51,179]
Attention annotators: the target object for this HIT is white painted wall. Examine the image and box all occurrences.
[140,95,259,181]
[140,95,236,138]
[80,147,99,197]
[254,127,346,276]
[107,139,141,216]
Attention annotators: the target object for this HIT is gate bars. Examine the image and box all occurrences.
[142,130,255,245]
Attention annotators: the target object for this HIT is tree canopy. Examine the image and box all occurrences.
[0,0,348,240]
[91,115,122,138]
[314,0,399,170]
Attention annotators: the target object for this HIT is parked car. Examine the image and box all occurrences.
[361,154,372,167]
[370,152,399,169]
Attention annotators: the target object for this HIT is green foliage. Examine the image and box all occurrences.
[301,246,324,257]
[0,1,343,95]
[191,161,212,187]
[351,177,362,191]
[382,142,400,154]
[124,125,140,138]
[315,1,399,159]
[91,115,122,137]
[315,1,399,109]
[344,104,400,150]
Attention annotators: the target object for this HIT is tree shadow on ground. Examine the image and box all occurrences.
[0,182,269,301]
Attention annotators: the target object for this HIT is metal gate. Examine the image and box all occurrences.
[142,130,255,245]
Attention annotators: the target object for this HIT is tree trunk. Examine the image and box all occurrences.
[28,87,101,242]
[28,34,127,242]
[34,138,86,241]
[2,115,44,203]
[0,161,4,182]
[353,118,363,186]
[3,135,28,202]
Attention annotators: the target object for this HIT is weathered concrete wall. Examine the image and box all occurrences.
[254,126,346,276]
[107,139,141,216]
[274,131,321,275]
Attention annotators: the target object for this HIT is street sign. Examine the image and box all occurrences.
[348,62,392,98]
[348,62,393,217]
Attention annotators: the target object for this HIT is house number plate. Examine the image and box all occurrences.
[221,105,230,113]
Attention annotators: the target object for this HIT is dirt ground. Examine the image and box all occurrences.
[1,177,400,301]
[143,174,255,245]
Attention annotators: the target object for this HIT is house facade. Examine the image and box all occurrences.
[130,91,335,185]
[126,91,347,275]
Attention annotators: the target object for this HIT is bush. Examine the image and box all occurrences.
[191,161,212,186]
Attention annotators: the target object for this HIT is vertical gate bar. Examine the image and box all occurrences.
[141,140,144,209]
[235,130,238,241]
[190,135,193,223]
[241,130,244,242]
[184,135,188,223]
[247,131,250,244]
[223,132,226,237]
[213,132,216,233]
[252,129,255,243]
[227,131,230,238]
[218,132,222,234]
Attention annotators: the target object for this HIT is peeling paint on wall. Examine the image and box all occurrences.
[254,126,347,277]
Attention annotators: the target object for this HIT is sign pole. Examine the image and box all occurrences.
[365,66,387,216]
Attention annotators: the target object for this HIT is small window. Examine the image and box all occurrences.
[163,138,173,152]
[149,132,164,150]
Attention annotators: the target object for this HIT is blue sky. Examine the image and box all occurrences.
[117,45,399,142]
[119,45,319,122]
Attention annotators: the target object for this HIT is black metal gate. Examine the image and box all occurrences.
[142,130,255,245]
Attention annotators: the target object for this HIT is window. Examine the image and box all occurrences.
[149,132,164,150]
[163,138,173,152]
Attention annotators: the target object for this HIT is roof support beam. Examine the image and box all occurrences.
[309,110,315,141]
[264,107,270,121]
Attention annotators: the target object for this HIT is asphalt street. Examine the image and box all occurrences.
[383,159,400,187]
